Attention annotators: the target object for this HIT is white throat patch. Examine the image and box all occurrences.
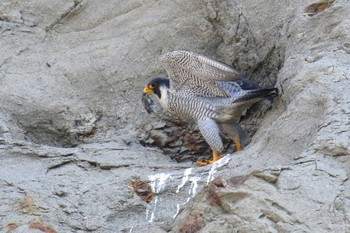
[158,85,169,109]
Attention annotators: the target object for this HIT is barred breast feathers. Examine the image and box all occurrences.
[167,92,218,120]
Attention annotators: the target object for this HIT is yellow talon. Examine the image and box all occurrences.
[195,150,223,166]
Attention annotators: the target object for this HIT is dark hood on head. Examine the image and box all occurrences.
[147,77,170,99]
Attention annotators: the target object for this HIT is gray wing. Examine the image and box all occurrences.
[160,50,244,97]
[216,79,261,97]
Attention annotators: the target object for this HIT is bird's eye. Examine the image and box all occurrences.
[149,83,156,88]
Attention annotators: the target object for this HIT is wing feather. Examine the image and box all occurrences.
[160,50,244,97]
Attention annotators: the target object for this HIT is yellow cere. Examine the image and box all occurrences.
[143,86,154,94]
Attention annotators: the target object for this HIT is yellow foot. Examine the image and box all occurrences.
[234,135,242,151]
[195,158,222,166]
[195,150,223,166]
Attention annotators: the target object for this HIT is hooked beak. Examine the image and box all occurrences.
[143,87,154,95]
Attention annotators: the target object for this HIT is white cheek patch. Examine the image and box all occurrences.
[158,86,169,109]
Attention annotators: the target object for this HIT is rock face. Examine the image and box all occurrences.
[1,0,349,232]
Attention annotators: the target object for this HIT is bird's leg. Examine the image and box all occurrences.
[212,150,224,161]
[219,122,250,152]
[195,150,223,166]
[195,118,224,166]
[233,135,242,151]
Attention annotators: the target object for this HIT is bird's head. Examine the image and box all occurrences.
[143,77,170,99]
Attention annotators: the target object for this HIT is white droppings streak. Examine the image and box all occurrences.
[176,168,192,193]
[146,196,157,223]
[146,157,230,223]
[173,174,202,218]
[173,204,181,218]
[207,156,231,184]
[149,173,171,193]
[146,173,171,223]
[189,176,201,197]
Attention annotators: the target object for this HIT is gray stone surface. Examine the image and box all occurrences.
[1,0,350,232]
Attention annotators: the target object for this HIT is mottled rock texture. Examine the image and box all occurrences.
[1,0,349,232]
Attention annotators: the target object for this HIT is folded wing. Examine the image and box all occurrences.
[160,50,245,97]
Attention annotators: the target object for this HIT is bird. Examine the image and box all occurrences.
[143,50,278,165]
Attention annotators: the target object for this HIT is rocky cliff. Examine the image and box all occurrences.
[1,0,349,232]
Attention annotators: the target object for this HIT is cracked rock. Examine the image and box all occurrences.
[1,0,350,232]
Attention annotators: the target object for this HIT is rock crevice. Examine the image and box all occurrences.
[0,0,349,232]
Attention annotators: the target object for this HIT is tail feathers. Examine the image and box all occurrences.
[234,88,278,103]
[214,88,278,122]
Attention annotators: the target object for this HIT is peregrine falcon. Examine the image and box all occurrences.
[143,50,278,165]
